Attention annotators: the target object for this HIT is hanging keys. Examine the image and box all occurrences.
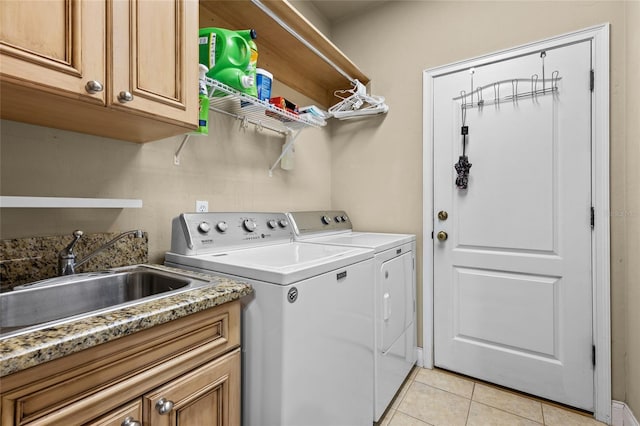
[455,125,472,189]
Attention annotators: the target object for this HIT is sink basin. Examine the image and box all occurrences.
[0,265,212,339]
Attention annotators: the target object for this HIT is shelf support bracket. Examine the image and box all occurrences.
[268,129,301,177]
[174,134,191,166]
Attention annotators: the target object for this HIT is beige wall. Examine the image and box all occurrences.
[624,0,640,417]
[0,81,332,262]
[327,0,637,410]
[1,0,637,416]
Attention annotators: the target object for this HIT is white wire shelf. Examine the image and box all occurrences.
[174,78,325,171]
[205,78,324,134]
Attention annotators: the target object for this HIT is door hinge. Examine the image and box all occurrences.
[592,345,596,367]
[590,206,595,228]
[590,69,594,92]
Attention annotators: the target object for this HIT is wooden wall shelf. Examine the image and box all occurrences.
[0,197,143,208]
[199,0,370,108]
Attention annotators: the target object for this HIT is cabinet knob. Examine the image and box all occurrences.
[121,417,141,426]
[118,91,134,103]
[85,80,104,94]
[155,397,175,415]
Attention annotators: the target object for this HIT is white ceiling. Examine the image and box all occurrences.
[308,0,388,24]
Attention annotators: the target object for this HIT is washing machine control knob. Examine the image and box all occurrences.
[243,219,257,232]
[334,216,342,223]
[321,215,332,225]
[267,219,277,229]
[278,219,289,228]
[216,221,228,232]
[341,215,348,222]
[198,221,211,234]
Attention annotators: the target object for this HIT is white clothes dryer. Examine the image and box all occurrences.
[287,210,417,422]
[165,212,375,426]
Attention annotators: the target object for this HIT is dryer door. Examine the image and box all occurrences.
[380,251,413,352]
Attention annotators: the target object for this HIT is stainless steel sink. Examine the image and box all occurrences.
[0,265,212,339]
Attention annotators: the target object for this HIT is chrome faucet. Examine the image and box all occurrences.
[58,229,144,276]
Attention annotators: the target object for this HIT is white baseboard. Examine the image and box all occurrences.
[415,347,424,368]
[612,400,639,426]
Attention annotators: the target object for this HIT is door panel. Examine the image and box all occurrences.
[456,98,556,252]
[0,0,105,103]
[433,41,593,410]
[455,268,558,356]
[110,0,197,125]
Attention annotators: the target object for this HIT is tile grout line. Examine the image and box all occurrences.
[464,382,475,425]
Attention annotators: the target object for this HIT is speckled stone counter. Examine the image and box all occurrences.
[1,231,148,290]
[0,265,252,377]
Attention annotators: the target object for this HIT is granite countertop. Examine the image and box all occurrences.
[0,265,253,377]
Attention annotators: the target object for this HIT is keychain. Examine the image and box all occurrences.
[455,96,472,189]
[455,125,472,189]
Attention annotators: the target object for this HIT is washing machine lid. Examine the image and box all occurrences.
[165,242,373,285]
[304,232,415,253]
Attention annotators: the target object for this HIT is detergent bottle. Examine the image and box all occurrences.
[193,64,209,135]
[243,30,259,98]
[198,27,257,97]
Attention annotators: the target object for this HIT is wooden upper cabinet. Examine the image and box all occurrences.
[109,0,198,124]
[0,0,198,143]
[0,0,106,104]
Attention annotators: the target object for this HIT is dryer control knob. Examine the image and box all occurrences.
[267,219,277,229]
[341,215,348,222]
[278,219,289,228]
[321,215,332,225]
[243,219,257,232]
[334,216,342,223]
[198,221,211,233]
[216,221,228,232]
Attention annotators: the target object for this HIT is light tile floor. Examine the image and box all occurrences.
[377,368,607,426]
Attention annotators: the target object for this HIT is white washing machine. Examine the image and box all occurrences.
[165,212,375,426]
[287,210,417,422]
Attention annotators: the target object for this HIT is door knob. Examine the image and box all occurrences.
[117,91,134,103]
[437,231,448,241]
[437,211,449,220]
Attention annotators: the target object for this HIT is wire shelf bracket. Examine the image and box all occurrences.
[174,78,323,169]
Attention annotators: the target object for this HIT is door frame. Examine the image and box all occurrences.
[421,24,611,423]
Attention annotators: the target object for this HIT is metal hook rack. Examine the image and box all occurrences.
[174,78,323,172]
[452,51,561,109]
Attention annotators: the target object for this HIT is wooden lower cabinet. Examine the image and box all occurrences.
[86,400,143,426]
[0,301,241,426]
[84,350,240,426]
[143,350,240,426]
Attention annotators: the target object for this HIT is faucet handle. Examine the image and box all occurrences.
[63,230,84,254]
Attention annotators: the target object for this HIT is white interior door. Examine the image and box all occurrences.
[433,41,594,410]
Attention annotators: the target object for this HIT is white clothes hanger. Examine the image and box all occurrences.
[328,80,389,120]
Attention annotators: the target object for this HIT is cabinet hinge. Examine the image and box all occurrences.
[592,345,596,367]
[590,69,594,92]
[590,206,595,228]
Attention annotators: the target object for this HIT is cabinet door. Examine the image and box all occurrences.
[110,0,198,127]
[0,0,105,104]
[144,349,240,426]
[85,399,143,426]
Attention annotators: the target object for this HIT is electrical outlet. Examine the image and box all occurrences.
[196,200,208,212]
